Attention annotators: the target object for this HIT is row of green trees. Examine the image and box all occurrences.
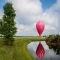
[0,2,17,45]
[46,34,60,55]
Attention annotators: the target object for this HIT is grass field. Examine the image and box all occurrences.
[0,37,46,60]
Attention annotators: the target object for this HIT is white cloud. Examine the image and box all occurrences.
[16,22,37,36]
[53,0,60,10]
[6,0,42,14]
[5,0,60,36]
[45,25,56,30]
[6,0,42,23]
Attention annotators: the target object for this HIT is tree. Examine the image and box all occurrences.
[2,2,17,45]
[46,34,60,55]
[0,19,3,36]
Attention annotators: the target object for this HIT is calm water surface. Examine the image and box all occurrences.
[27,41,60,60]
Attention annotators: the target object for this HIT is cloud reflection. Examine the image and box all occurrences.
[27,41,60,60]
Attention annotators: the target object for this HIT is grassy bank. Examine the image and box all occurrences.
[0,37,46,60]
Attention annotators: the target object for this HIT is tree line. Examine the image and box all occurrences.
[46,34,60,55]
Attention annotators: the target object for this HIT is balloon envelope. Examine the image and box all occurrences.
[36,42,45,58]
[36,21,45,36]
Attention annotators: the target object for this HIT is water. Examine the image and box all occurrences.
[27,41,60,60]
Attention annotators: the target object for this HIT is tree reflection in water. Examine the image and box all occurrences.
[46,34,60,55]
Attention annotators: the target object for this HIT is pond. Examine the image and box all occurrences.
[27,41,60,60]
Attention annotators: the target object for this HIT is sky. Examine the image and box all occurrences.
[0,0,60,36]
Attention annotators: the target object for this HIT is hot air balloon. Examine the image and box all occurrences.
[36,42,45,58]
[36,20,45,58]
[36,20,45,36]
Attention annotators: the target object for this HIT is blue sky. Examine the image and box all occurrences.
[0,0,60,36]
[0,0,5,11]
[40,0,56,10]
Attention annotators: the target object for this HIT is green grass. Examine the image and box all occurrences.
[0,37,46,60]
